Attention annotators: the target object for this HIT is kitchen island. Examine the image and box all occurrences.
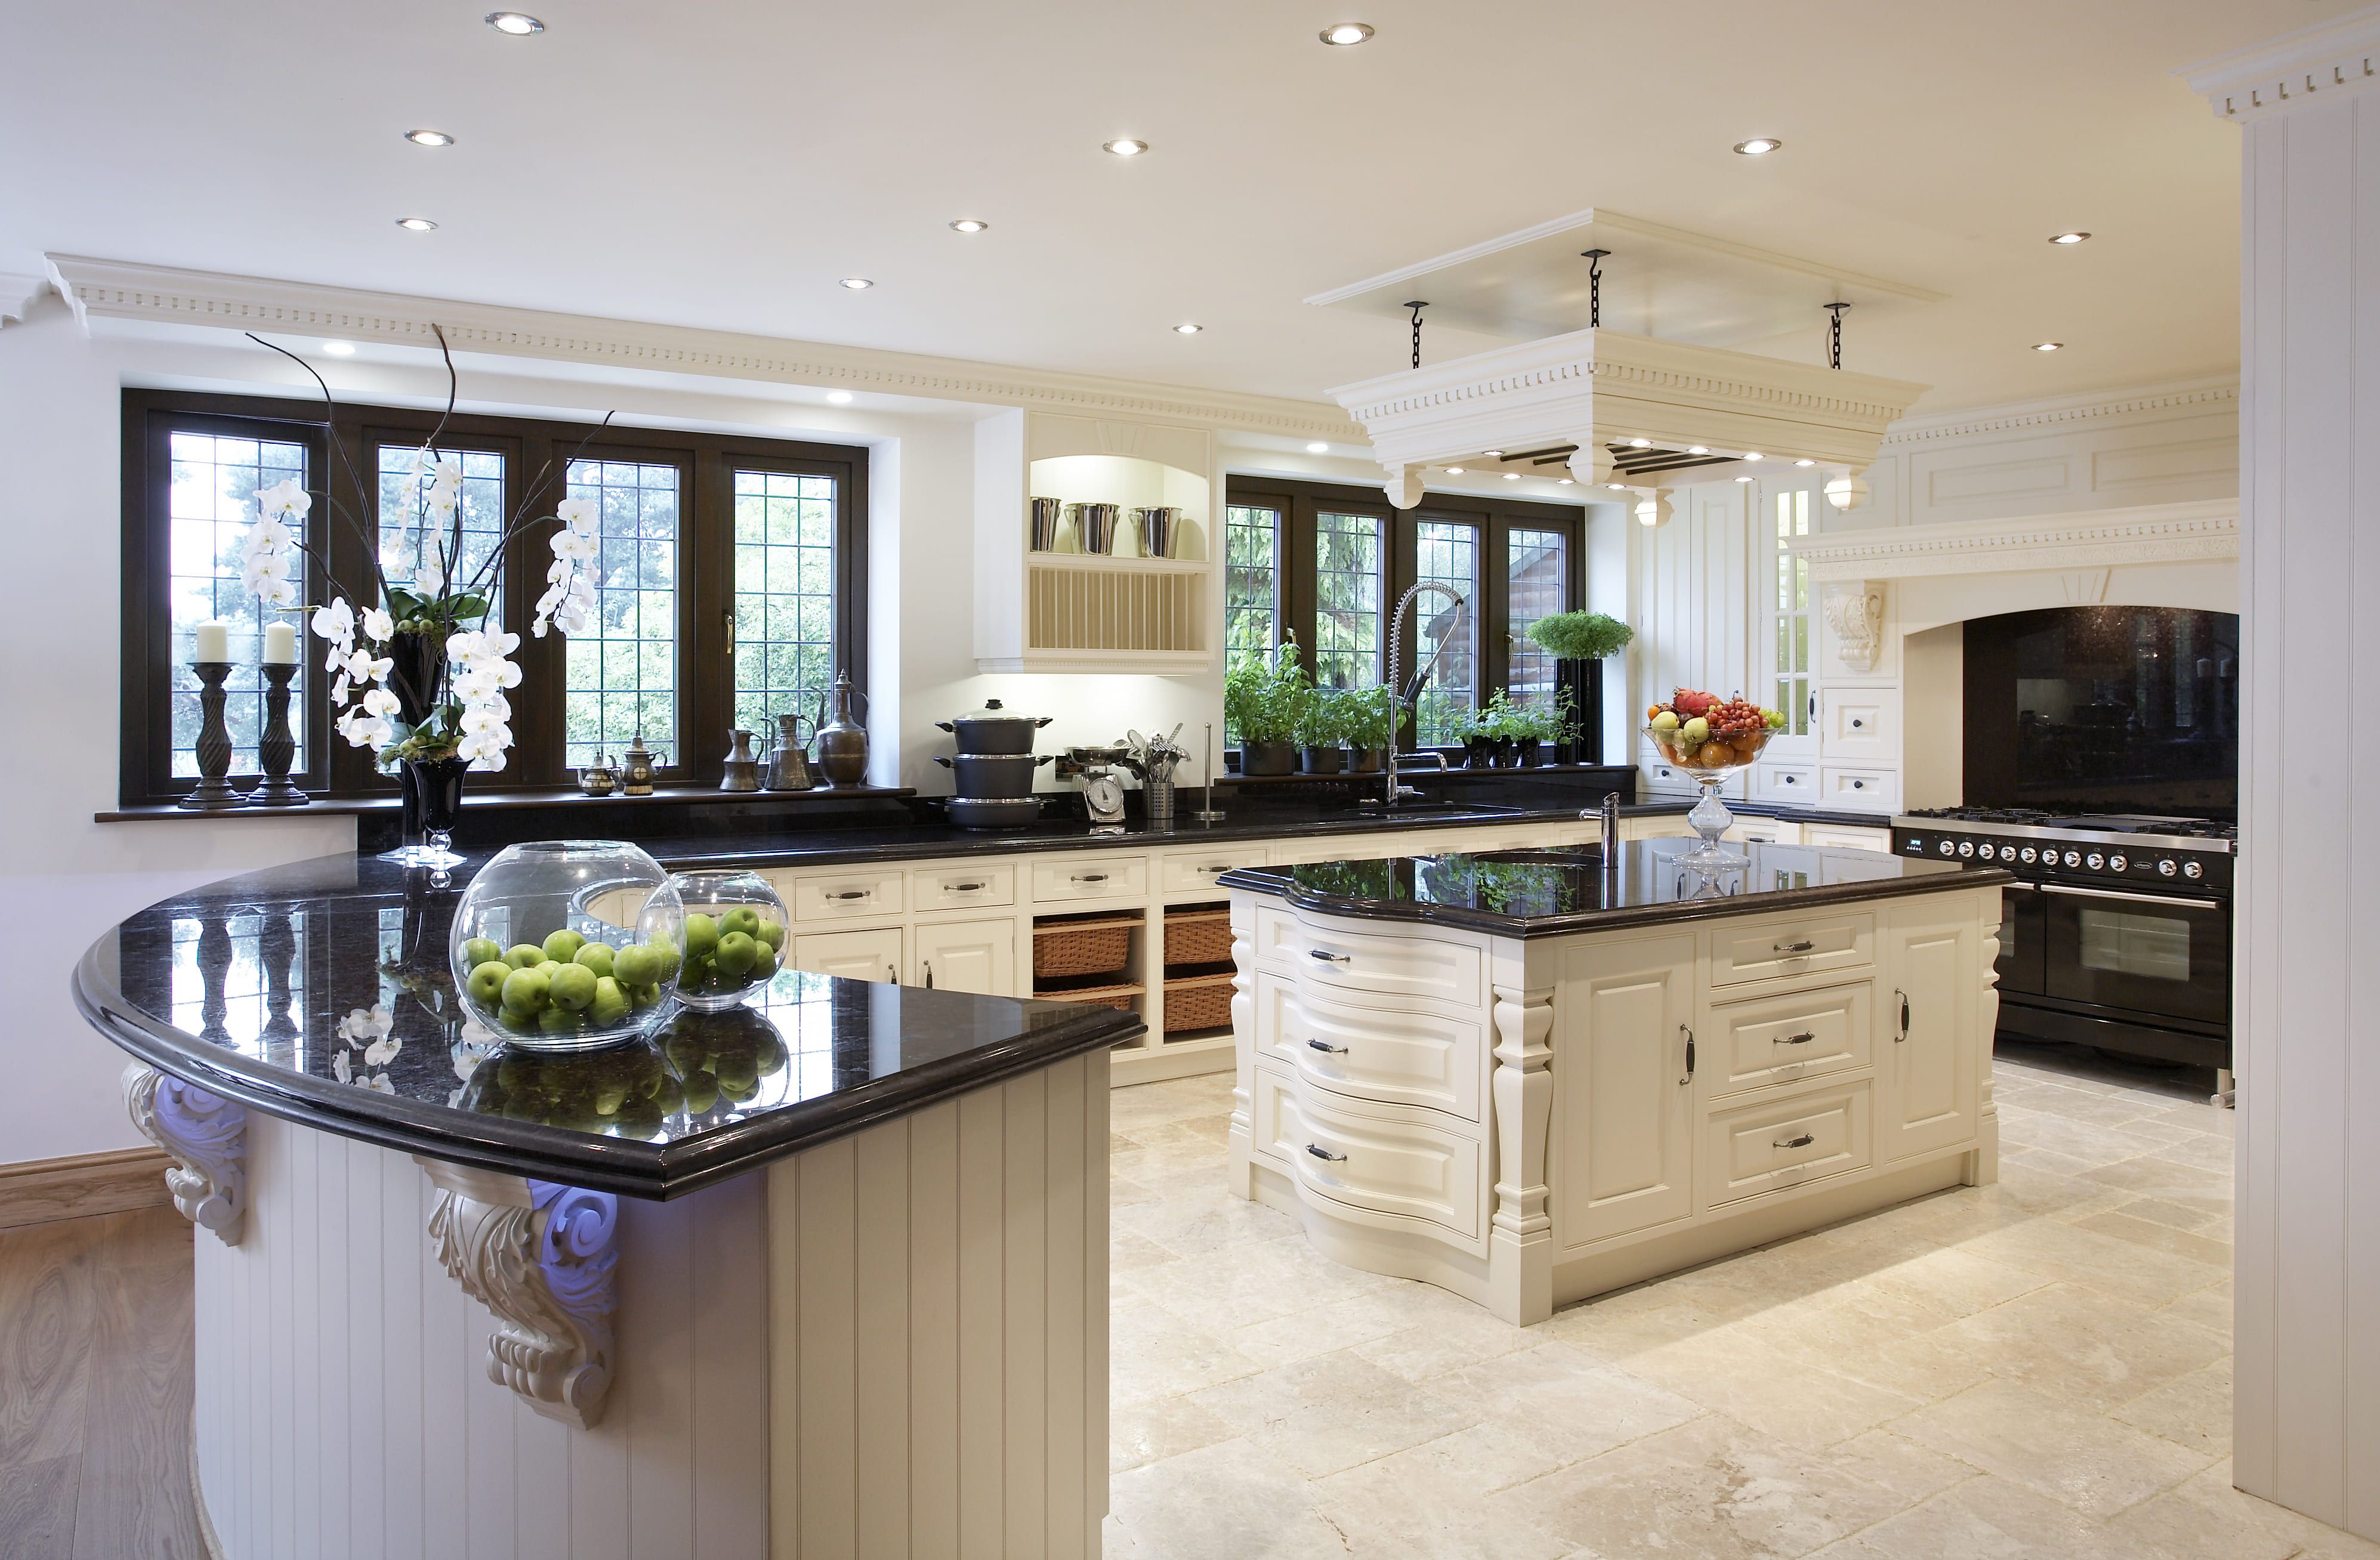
[73,851,1140,1560]
[1222,838,2008,1326]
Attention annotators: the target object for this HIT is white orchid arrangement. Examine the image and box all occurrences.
[232,326,616,772]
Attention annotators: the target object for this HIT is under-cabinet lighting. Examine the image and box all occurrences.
[1743,452,1763,461]
[1795,458,1816,467]
[1627,437,1651,447]
[1174,323,1203,334]
[1557,478,1575,485]
[1319,22,1374,45]
[1445,467,1465,475]
[1606,482,1628,490]
[1305,441,1329,454]
[1504,472,1522,480]
[1733,137,1782,156]
[826,391,854,404]
[323,341,356,356]
[484,11,543,35]
[1687,446,1709,455]
[396,217,438,231]
[1483,449,1503,457]
[1734,475,1754,483]
[1104,138,1150,157]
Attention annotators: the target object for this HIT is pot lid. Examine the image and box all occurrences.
[950,697,1042,727]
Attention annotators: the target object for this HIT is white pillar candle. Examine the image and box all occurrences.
[193,619,230,663]
[263,620,298,665]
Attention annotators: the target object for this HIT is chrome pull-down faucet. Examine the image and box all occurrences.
[1382,582,1468,809]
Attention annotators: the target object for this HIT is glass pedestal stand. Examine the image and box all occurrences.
[1681,780,1745,870]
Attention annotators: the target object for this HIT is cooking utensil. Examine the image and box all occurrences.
[1133,506,1182,559]
[1069,503,1121,555]
[815,671,870,788]
[1030,496,1064,551]
[944,795,1045,830]
[937,697,1054,755]
[936,752,1054,795]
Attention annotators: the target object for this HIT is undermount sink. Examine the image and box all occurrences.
[1347,800,1526,817]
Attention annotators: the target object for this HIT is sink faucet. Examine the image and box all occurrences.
[1383,582,1468,808]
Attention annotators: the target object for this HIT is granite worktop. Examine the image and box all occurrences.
[1218,838,2005,939]
[73,852,1141,1198]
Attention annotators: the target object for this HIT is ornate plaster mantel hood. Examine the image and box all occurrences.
[1326,325,1929,508]
[1789,498,2239,585]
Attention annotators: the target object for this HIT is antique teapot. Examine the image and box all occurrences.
[621,736,656,796]
[578,753,620,796]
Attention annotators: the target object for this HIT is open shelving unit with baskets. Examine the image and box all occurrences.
[1159,904,1236,1042]
[1032,910,1148,1042]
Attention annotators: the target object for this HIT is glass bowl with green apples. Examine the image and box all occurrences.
[449,840,686,1053]
[667,869,791,1011]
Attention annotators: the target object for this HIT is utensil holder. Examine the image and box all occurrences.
[1144,776,1175,829]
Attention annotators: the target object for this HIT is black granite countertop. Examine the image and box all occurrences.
[73,853,1141,1198]
[1218,838,2007,938]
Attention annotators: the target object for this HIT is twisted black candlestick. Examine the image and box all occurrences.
[249,661,309,807]
[179,662,245,810]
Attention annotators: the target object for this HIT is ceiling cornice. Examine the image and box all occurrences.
[2182,6,2380,121]
[0,272,46,328]
[41,254,1357,440]
[1791,498,2237,583]
[1877,375,2237,449]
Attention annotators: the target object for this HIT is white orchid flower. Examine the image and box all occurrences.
[550,527,600,563]
[415,554,445,595]
[362,607,394,642]
[341,647,392,687]
[332,1049,353,1085]
[432,456,462,487]
[362,1073,395,1093]
[483,629,520,659]
[458,728,510,769]
[257,480,311,522]
[336,1006,393,1045]
[336,709,393,749]
[362,1034,402,1068]
[243,517,292,556]
[556,496,598,536]
[451,665,499,703]
[360,687,401,719]
[311,599,356,644]
[459,703,508,737]
[445,629,487,665]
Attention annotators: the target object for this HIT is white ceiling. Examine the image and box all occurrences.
[1,1,2337,415]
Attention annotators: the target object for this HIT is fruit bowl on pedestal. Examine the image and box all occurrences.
[449,841,685,1054]
[1646,691,1787,869]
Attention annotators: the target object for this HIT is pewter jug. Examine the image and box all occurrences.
[815,671,871,789]
[765,712,817,790]
[720,729,762,792]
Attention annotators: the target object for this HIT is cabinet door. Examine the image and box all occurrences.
[1557,933,1697,1249]
[910,916,1020,996]
[1878,910,1982,1161]
[790,926,905,985]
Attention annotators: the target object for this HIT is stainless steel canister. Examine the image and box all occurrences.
[1134,506,1181,559]
[1030,496,1064,551]
[1071,503,1122,555]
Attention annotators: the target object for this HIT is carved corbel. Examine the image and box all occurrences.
[1487,979,1556,1326]
[1381,463,1426,509]
[419,1158,620,1431]
[1821,582,1886,673]
[123,1062,248,1245]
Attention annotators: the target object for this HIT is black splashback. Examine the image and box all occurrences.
[1962,607,2238,818]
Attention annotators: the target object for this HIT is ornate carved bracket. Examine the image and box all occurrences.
[122,1063,248,1245]
[418,1158,620,1431]
[1820,582,1885,672]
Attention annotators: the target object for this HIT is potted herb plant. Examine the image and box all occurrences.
[1343,685,1400,774]
[1467,692,1522,767]
[1298,686,1353,773]
[1502,690,1575,767]
[1224,642,1310,777]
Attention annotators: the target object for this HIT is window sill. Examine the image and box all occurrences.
[95,783,915,823]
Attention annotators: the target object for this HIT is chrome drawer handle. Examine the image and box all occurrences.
[1305,1144,1347,1162]
[1773,940,1816,954]
[831,889,871,901]
[1774,1031,1817,1046]
[1307,1038,1349,1055]
[1774,1133,1816,1150]
[1308,948,1352,963]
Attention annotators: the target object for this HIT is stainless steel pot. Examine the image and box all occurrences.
[934,697,1053,755]
[944,796,1045,830]
[1069,503,1121,555]
[1134,506,1182,559]
[936,752,1053,795]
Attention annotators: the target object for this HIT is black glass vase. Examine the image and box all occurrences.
[387,756,470,869]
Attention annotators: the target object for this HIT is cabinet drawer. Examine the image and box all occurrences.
[787,867,906,923]
[1710,910,1875,988]
[1820,689,1897,761]
[1802,824,1890,852]
[1753,762,1818,804]
[1817,765,1897,811]
[1030,854,1147,904]
[910,861,1016,912]
[1158,846,1268,895]
[1256,907,1484,1009]
[1251,1066,1483,1243]
[1708,980,1873,1097]
[1703,1080,1872,1207]
[1723,818,1800,845]
[1258,974,1484,1122]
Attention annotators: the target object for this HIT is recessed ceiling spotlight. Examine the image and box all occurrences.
[1103,138,1150,157]
[1794,458,1815,467]
[1446,467,1465,475]
[1504,472,1522,481]
[949,218,989,233]
[396,216,438,231]
[1687,446,1709,455]
[1174,323,1202,334]
[1734,475,1754,483]
[403,128,455,148]
[1743,452,1764,461]
[2033,341,2064,351]
[826,390,854,404]
[1557,477,1575,485]
[1606,483,1628,491]
[1483,449,1503,458]
[1319,21,1374,45]
[1627,437,1651,448]
[323,341,356,356]
[839,277,873,289]
[2049,231,2091,245]
[1733,137,1783,156]
[484,11,543,34]
[1305,441,1329,454]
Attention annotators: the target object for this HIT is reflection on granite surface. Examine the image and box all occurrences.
[1224,838,2005,938]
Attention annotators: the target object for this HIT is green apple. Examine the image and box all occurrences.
[536,1004,579,1034]
[721,906,761,940]
[647,935,681,980]
[754,919,783,950]
[459,937,504,971]
[543,928,586,963]
[573,942,616,980]
[633,983,663,1009]
[548,962,598,1012]
[683,913,719,959]
[467,960,513,1008]
[505,943,547,971]
[595,1085,627,1116]
[590,975,631,1027]
[501,965,552,1015]
[500,1007,541,1035]
[748,941,778,981]
[714,931,757,978]
[681,1074,720,1114]
[613,943,660,988]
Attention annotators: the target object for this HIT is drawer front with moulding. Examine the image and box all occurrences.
[1708,980,1874,1097]
[1753,763,1818,805]
[1251,1067,1484,1244]
[910,861,1017,912]
[1817,766,1898,811]
[1702,1080,1872,1207]
[1255,907,1484,1009]
[1029,854,1148,904]
[785,868,906,923]
[1159,846,1268,896]
[1710,910,1875,988]
[1258,973,1484,1122]
[1723,818,1800,845]
[1803,823,1890,852]
[1820,689,1897,762]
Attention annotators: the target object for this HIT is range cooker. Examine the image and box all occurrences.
[1891,807,2234,1095]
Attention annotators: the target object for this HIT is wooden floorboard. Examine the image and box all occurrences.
[0,1207,200,1560]
[0,1150,174,1232]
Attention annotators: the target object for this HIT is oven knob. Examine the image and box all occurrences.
[1938,840,1954,857]
[1958,841,1974,858]
[2109,854,2127,872]
[2085,852,2104,870]
[2183,860,2203,880]
[2063,850,2082,867]
[2157,858,2178,877]
[2019,846,2037,863]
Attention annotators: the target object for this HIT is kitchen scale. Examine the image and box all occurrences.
[1061,744,1132,834]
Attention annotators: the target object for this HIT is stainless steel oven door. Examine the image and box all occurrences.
[1996,881,2046,999]
[2041,884,2230,1026]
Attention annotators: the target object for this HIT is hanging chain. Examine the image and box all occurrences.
[1404,300,1428,370]
[1826,302,1850,370]
[1582,249,1610,329]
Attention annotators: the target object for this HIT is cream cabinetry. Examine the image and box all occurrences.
[789,926,904,984]
[1229,879,2002,1325]
[909,915,1019,996]
[1803,823,1891,852]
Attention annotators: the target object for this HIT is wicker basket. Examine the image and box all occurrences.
[1032,914,1137,980]
[1037,980,1142,1013]
[1163,972,1235,1034]
[1163,909,1233,969]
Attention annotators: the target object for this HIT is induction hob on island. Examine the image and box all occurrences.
[1892,805,2234,1102]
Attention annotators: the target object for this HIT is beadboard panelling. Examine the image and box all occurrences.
[767,1049,1108,1560]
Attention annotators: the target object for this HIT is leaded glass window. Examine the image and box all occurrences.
[1225,503,1281,656]
[1507,527,1568,711]
[1313,510,1383,690]
[563,458,680,767]
[1773,488,1812,736]
[732,468,839,740]
[376,445,505,622]
[167,432,307,777]
[1412,520,1478,747]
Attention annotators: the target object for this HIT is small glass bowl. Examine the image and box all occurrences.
[668,868,791,1011]
[449,840,684,1053]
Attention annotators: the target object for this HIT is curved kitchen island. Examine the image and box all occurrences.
[73,852,1140,1560]
[1223,839,2008,1326]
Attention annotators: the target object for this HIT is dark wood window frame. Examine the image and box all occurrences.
[1221,475,1591,756]
[121,389,868,805]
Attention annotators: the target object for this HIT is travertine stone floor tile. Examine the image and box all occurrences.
[1894,1379,2214,1518]
[1859,1245,2055,1321]
[1224,1284,1445,1370]
[2113,1195,2228,1232]
[1140,1232,1400,1333]
[1425,1342,1702,1467]
[1808,1473,2174,1560]
[1112,1184,1298,1259]
[1626,1323,1928,1448]
[1185,1349,1473,1478]
[1349,1302,1541,1382]
[2070,1208,2232,1266]
[2140,1131,2242,1176]
[1110,1302,1265,1407]
[1496,1413,1911,1559]
[1107,1435,1342,1560]
[1111,1392,1237,1473]
[2080,1154,2233,1215]
[1729,1286,1995,1403]
[1820,1429,1979,1503]
[1308,1432,1579,1560]
[2012,1082,2183,1129]
[1931,1281,2229,1411]
[2157,1279,2232,1333]
[1954,1216,2228,1307]
[2111,1356,2233,1456]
